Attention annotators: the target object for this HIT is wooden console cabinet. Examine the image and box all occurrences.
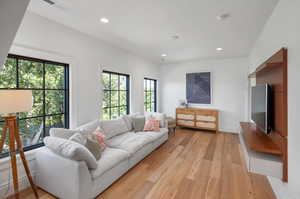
[176,108,219,132]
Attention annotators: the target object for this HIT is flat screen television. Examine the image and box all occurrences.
[251,84,272,134]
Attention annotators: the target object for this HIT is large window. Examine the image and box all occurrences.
[144,78,157,112]
[102,71,130,120]
[0,54,69,158]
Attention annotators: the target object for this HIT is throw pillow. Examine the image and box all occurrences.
[151,112,166,128]
[85,136,102,160]
[69,132,87,145]
[91,127,106,151]
[132,116,145,132]
[144,119,160,131]
[44,136,97,169]
[69,131,105,161]
[122,112,141,131]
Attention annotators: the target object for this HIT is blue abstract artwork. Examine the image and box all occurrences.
[186,72,211,104]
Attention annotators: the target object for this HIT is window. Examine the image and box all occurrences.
[144,78,157,112]
[0,54,69,158]
[102,71,130,120]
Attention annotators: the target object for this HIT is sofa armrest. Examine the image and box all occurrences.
[35,147,93,199]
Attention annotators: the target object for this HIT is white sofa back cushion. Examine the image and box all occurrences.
[121,112,141,131]
[100,118,129,139]
[49,128,79,139]
[75,119,101,135]
[44,136,98,169]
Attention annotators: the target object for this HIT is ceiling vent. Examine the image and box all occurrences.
[217,13,231,21]
[40,0,71,13]
[42,0,55,5]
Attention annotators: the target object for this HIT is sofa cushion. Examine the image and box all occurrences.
[105,132,135,147]
[135,128,168,141]
[76,119,100,135]
[132,116,145,132]
[121,112,140,131]
[100,118,129,139]
[44,136,98,169]
[69,132,87,145]
[90,147,129,179]
[106,132,152,155]
[69,132,104,161]
[49,128,79,139]
[85,137,103,160]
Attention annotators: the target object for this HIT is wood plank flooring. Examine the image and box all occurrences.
[7,129,277,199]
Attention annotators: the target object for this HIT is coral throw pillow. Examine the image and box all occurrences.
[91,127,106,151]
[143,119,160,131]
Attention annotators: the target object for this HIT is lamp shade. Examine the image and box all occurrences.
[0,90,33,114]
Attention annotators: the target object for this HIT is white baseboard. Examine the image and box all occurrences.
[268,176,300,199]
[0,172,37,198]
[220,130,239,134]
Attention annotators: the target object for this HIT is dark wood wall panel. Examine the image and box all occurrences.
[273,92,284,136]
[252,48,288,182]
[256,66,283,91]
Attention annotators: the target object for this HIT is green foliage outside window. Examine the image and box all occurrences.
[0,55,69,158]
[144,78,157,112]
[102,71,129,120]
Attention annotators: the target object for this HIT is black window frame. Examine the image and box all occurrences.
[0,54,69,158]
[102,70,130,120]
[144,78,157,112]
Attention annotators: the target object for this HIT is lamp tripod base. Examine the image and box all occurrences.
[0,116,38,199]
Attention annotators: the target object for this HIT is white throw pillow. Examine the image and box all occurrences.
[44,137,98,169]
[49,128,79,139]
[100,118,129,139]
[121,115,132,131]
[69,132,87,145]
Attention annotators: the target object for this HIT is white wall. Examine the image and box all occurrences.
[11,11,160,128]
[0,0,30,69]
[249,0,300,197]
[160,58,249,133]
[0,11,160,197]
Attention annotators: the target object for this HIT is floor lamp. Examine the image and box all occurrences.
[0,90,38,199]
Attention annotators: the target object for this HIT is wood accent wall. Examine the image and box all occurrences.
[251,48,288,182]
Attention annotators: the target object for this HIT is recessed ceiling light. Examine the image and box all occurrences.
[172,35,179,40]
[217,13,230,21]
[100,17,109,24]
[161,54,167,57]
[216,48,223,51]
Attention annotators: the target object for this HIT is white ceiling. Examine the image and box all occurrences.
[27,0,278,64]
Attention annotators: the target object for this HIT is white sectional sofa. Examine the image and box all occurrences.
[35,114,168,199]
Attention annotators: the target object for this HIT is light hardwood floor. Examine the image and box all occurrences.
[7,129,277,199]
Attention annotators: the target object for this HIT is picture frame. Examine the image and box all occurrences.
[186,72,212,105]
